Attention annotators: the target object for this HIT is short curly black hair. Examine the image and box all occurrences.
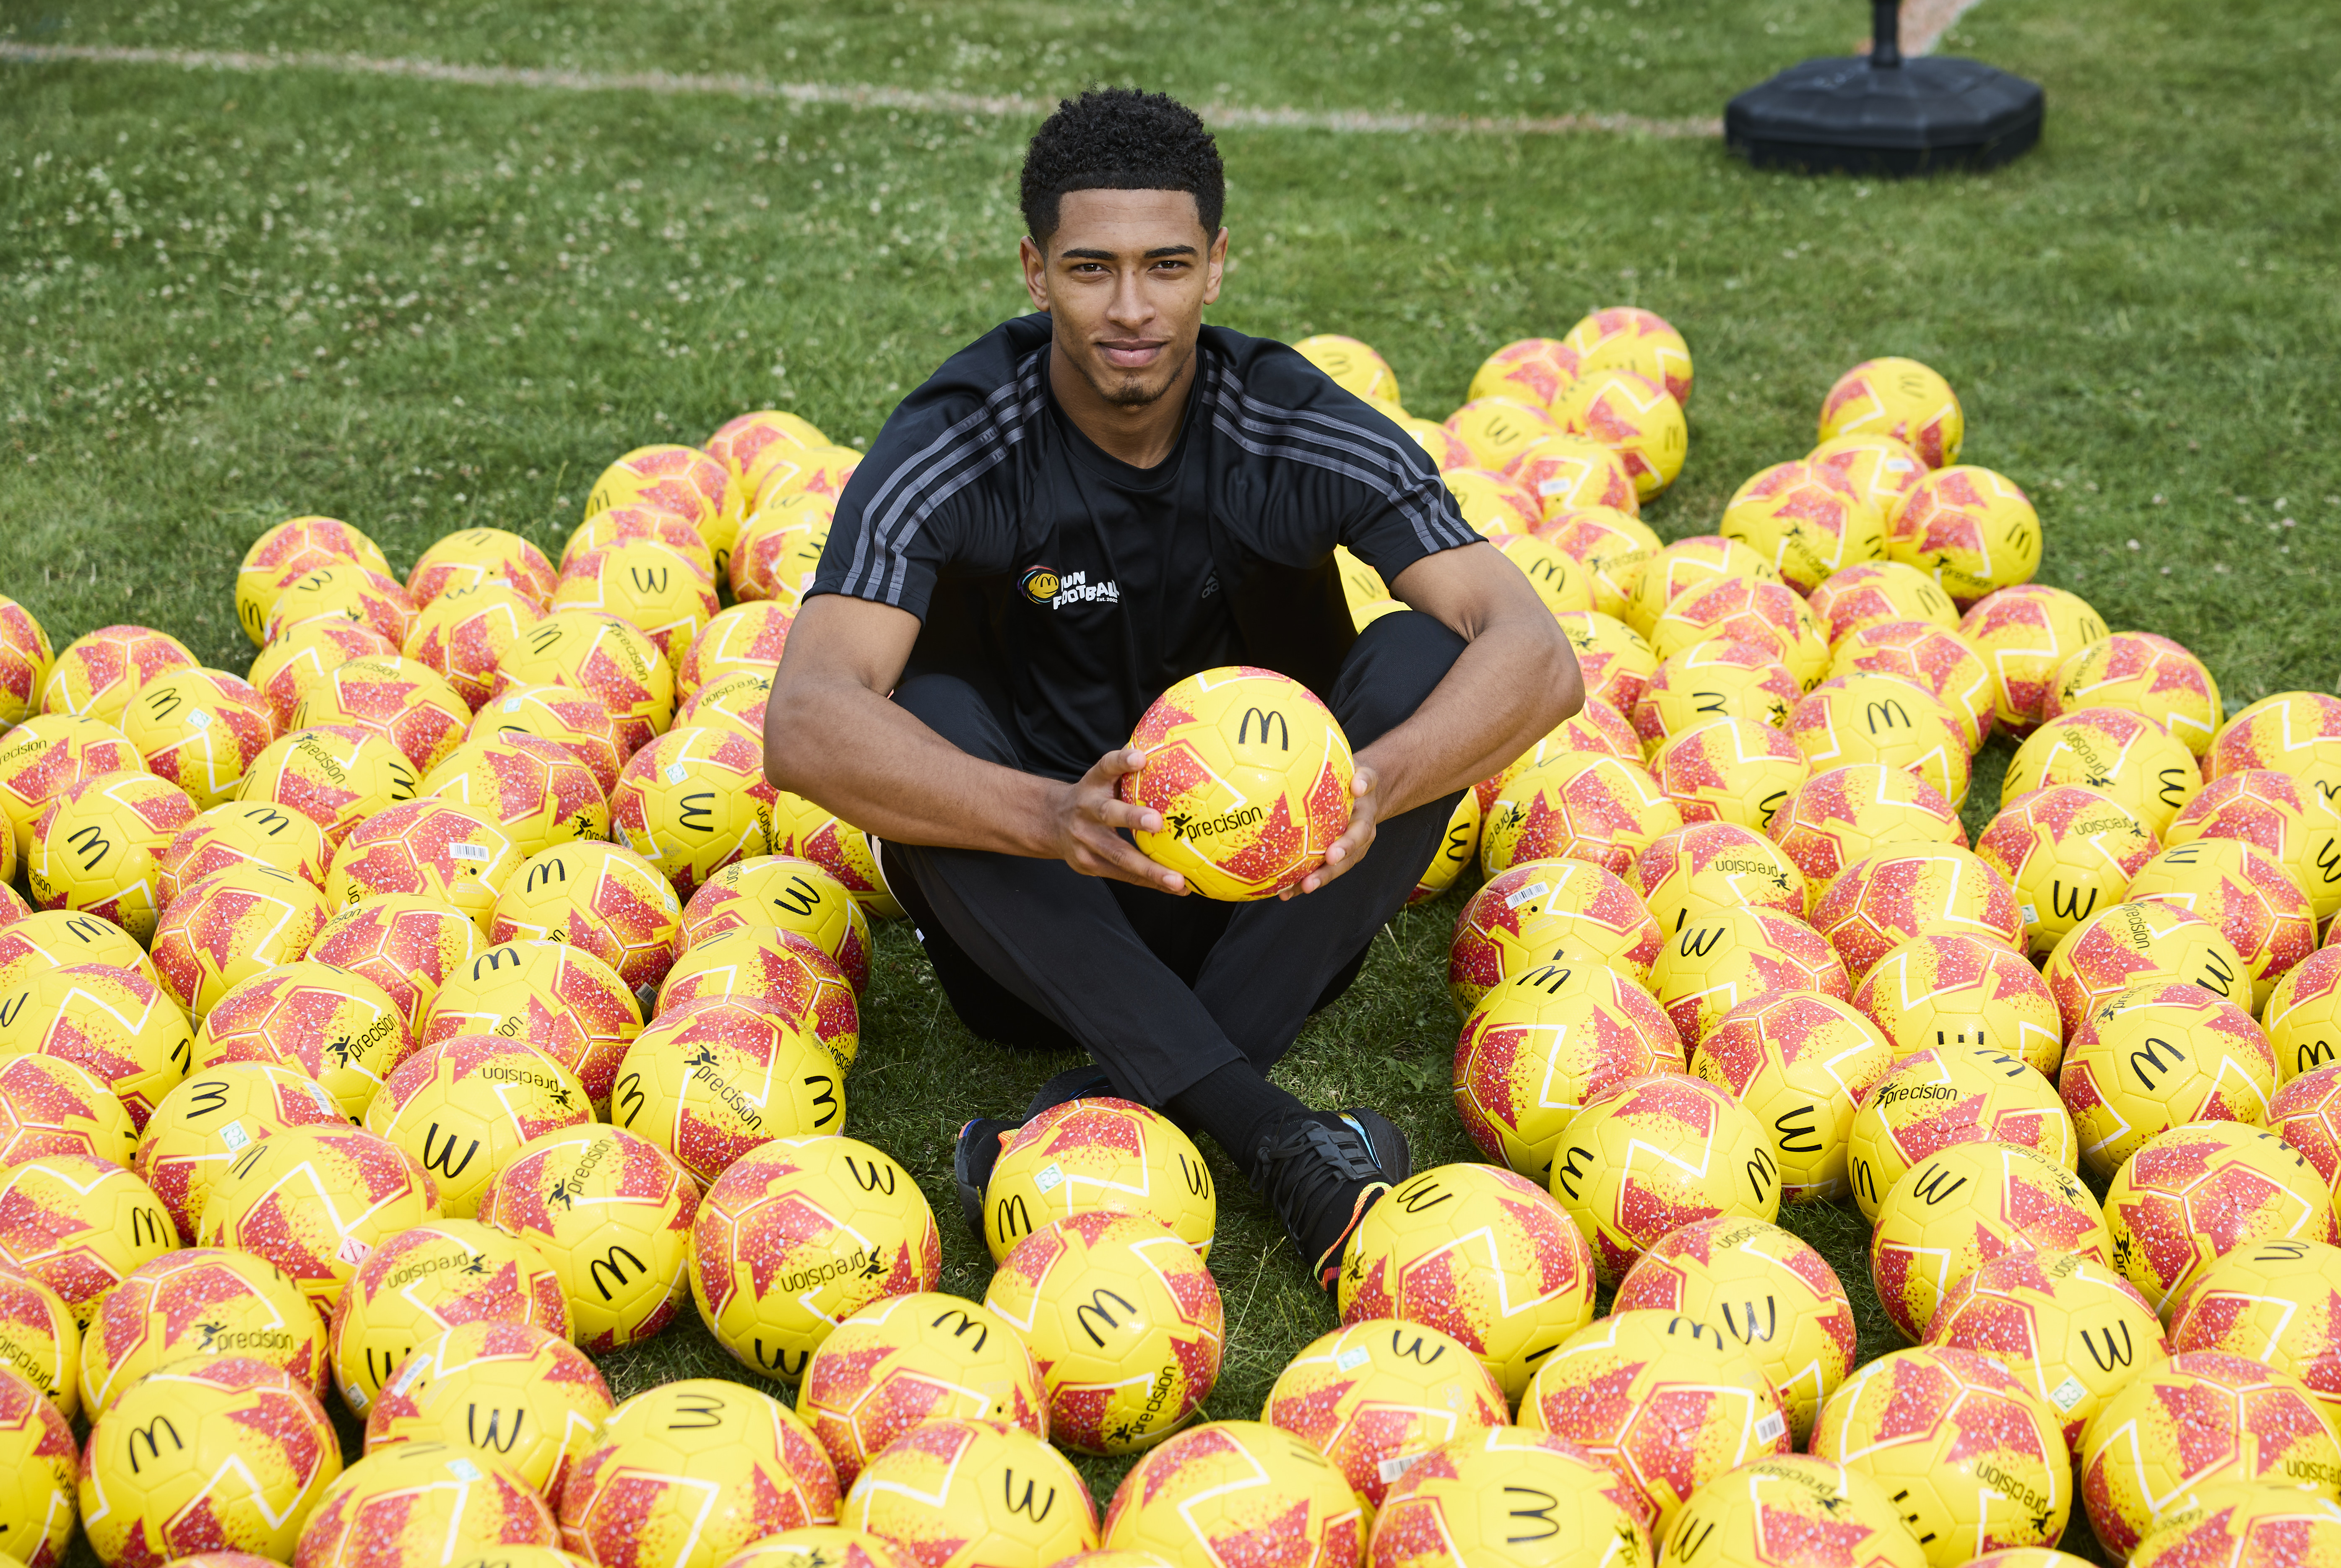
[1019,88,1225,247]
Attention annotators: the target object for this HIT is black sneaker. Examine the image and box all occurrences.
[952,1116,1017,1246]
[1249,1108,1412,1290]
[952,1069,1115,1245]
[1022,1067,1113,1121]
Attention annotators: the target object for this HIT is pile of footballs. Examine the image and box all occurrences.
[0,304,2332,1568]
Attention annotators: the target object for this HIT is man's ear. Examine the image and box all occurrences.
[1019,235,1050,313]
[1202,226,1229,306]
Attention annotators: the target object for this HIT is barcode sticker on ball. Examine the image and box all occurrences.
[1335,1348,1372,1373]
[1755,1412,1786,1444]
[216,1119,251,1151]
[502,699,523,713]
[2051,1376,2089,1412]
[1506,881,1549,909]
[1378,1451,1428,1484]
[392,1354,432,1396]
[187,708,212,730]
[1033,1163,1064,1194]
[446,1458,484,1483]
[2021,903,2040,925]
[450,843,493,862]
[665,763,691,784]
[308,1085,340,1118]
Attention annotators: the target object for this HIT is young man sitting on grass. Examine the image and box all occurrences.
[765,87,1580,1285]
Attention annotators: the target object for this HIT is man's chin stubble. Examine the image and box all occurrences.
[1105,378,1171,408]
[1075,346,1184,409]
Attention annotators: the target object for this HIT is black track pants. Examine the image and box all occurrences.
[881,610,1471,1108]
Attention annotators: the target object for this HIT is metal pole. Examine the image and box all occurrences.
[1871,0,1903,66]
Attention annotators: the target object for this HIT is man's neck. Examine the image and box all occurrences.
[1047,337,1197,470]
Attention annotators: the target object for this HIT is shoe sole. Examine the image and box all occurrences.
[1313,1179,1393,1291]
[1303,1108,1412,1292]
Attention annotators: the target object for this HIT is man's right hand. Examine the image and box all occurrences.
[1050,748,1189,895]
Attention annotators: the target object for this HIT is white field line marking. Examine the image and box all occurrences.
[0,41,1721,139]
[0,0,1988,141]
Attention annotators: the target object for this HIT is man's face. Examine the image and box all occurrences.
[1022,189,1227,409]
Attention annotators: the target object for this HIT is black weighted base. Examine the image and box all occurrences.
[1726,53,2044,177]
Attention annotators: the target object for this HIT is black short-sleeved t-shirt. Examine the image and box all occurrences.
[809,313,1480,780]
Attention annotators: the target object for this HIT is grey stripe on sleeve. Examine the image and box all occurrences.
[835,350,1051,603]
[1207,368,1478,555]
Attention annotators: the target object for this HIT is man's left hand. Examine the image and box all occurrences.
[1284,763,1381,898]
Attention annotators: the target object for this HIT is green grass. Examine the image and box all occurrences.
[4,0,2339,1558]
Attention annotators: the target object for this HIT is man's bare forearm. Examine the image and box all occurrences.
[764,675,1061,856]
[1358,610,1582,818]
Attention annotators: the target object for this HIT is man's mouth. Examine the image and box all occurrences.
[1099,340,1167,371]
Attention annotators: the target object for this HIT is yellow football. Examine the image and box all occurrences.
[981,1210,1218,1455]
[1804,557,1960,646]
[1812,1347,2070,1565]
[1974,784,2161,958]
[1445,857,1665,1014]
[2206,691,2341,803]
[1622,535,1782,636]
[1689,991,1896,1205]
[1926,1246,2168,1456]
[2043,898,2251,1036]
[2169,767,2341,924]
[982,1096,1214,1262]
[1519,1309,1791,1528]
[1887,465,2042,606]
[1845,1043,2075,1222]
[1451,957,1685,1183]
[1262,1318,1509,1510]
[692,1136,942,1384]
[2102,1122,2339,1316]
[1337,1162,1597,1401]
[1548,1073,1783,1286]
[1816,357,1963,468]
[1957,584,2110,736]
[1851,932,2065,1076]
[0,1147,171,1320]
[1786,673,1971,806]
[1718,459,1886,592]
[795,1293,1045,1491]
[1630,638,1805,750]
[2059,980,2276,1179]
[1552,369,1686,501]
[363,1319,611,1496]
[237,517,393,646]
[1121,667,1352,901]
[1808,433,1930,526]
[1612,1215,1860,1443]
[1870,1138,2110,1342]
[1663,1454,1924,1568]
[2077,1351,2341,1560]
[1646,905,1851,1047]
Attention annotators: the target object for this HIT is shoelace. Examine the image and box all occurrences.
[1251,1116,1380,1213]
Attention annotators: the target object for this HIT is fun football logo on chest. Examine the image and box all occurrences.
[1021,564,1121,610]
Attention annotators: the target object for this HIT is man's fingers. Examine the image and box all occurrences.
[1080,749,1160,831]
[1072,819,1186,893]
[1294,815,1378,896]
[1086,794,1160,834]
[1087,746,1149,783]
